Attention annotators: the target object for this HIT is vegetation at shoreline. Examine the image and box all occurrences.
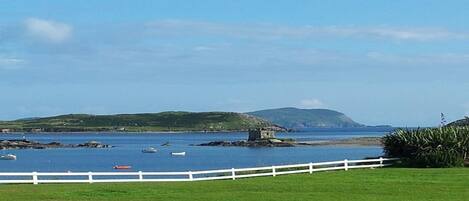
[1,168,468,201]
[447,116,469,127]
[0,112,283,132]
[383,127,469,167]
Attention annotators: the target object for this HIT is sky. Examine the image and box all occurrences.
[1,0,469,126]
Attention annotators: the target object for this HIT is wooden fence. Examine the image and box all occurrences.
[0,157,397,184]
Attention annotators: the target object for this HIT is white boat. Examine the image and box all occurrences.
[0,154,17,160]
[171,152,186,156]
[142,147,158,153]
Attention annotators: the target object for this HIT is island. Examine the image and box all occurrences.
[0,108,392,133]
[0,112,286,133]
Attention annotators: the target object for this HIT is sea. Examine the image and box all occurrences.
[0,127,395,172]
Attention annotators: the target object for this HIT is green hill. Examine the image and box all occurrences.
[247,107,364,129]
[447,117,469,127]
[0,112,282,132]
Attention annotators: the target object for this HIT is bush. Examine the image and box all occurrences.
[382,127,469,167]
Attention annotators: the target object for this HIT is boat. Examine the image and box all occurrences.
[0,154,17,160]
[142,147,157,153]
[171,152,186,156]
[113,165,132,170]
[161,141,170,146]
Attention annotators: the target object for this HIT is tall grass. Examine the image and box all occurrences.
[382,127,469,167]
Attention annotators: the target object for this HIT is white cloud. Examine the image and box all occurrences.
[0,56,25,70]
[366,52,469,64]
[299,98,325,109]
[24,18,72,43]
[320,26,468,41]
[193,46,216,52]
[145,20,469,41]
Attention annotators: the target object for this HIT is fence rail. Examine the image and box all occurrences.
[0,157,398,185]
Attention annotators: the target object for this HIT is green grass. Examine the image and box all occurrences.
[1,168,468,201]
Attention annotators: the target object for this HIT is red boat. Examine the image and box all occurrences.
[113,165,132,170]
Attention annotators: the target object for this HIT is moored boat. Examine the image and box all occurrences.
[142,147,158,153]
[0,154,17,160]
[113,165,132,170]
[171,152,186,156]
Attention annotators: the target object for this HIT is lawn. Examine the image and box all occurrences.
[1,168,468,201]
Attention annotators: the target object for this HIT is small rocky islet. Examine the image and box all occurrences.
[198,139,295,147]
[0,139,111,150]
[197,128,382,147]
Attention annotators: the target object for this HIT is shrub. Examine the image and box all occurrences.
[382,127,469,167]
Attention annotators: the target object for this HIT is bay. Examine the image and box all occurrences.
[0,128,393,172]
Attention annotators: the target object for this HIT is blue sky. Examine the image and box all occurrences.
[1,0,469,126]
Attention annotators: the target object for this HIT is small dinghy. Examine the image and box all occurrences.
[142,147,158,153]
[171,152,186,156]
[113,165,132,170]
[0,154,17,160]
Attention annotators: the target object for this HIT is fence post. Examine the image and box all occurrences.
[32,172,38,185]
[231,168,236,180]
[88,172,93,183]
[344,159,349,171]
[309,162,313,174]
[379,157,383,166]
[272,166,276,177]
[188,171,193,181]
[138,171,143,181]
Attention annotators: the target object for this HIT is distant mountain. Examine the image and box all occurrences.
[247,107,365,129]
[0,112,284,132]
[447,117,469,127]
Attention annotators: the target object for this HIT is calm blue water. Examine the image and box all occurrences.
[0,128,393,172]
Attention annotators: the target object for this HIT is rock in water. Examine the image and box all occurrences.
[0,139,111,149]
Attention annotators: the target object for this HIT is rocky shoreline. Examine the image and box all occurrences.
[0,139,112,150]
[197,137,382,147]
[198,139,295,147]
[296,137,382,146]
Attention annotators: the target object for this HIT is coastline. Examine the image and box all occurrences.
[296,137,382,147]
[0,127,393,134]
[197,137,383,147]
[0,130,255,134]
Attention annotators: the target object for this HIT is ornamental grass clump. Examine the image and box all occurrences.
[382,127,469,167]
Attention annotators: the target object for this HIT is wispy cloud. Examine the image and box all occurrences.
[0,56,25,70]
[319,26,469,41]
[366,52,469,64]
[299,98,325,109]
[24,18,72,43]
[145,19,469,41]
[2,18,469,78]
[193,46,217,52]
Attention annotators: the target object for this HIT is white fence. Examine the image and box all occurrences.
[0,158,397,185]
